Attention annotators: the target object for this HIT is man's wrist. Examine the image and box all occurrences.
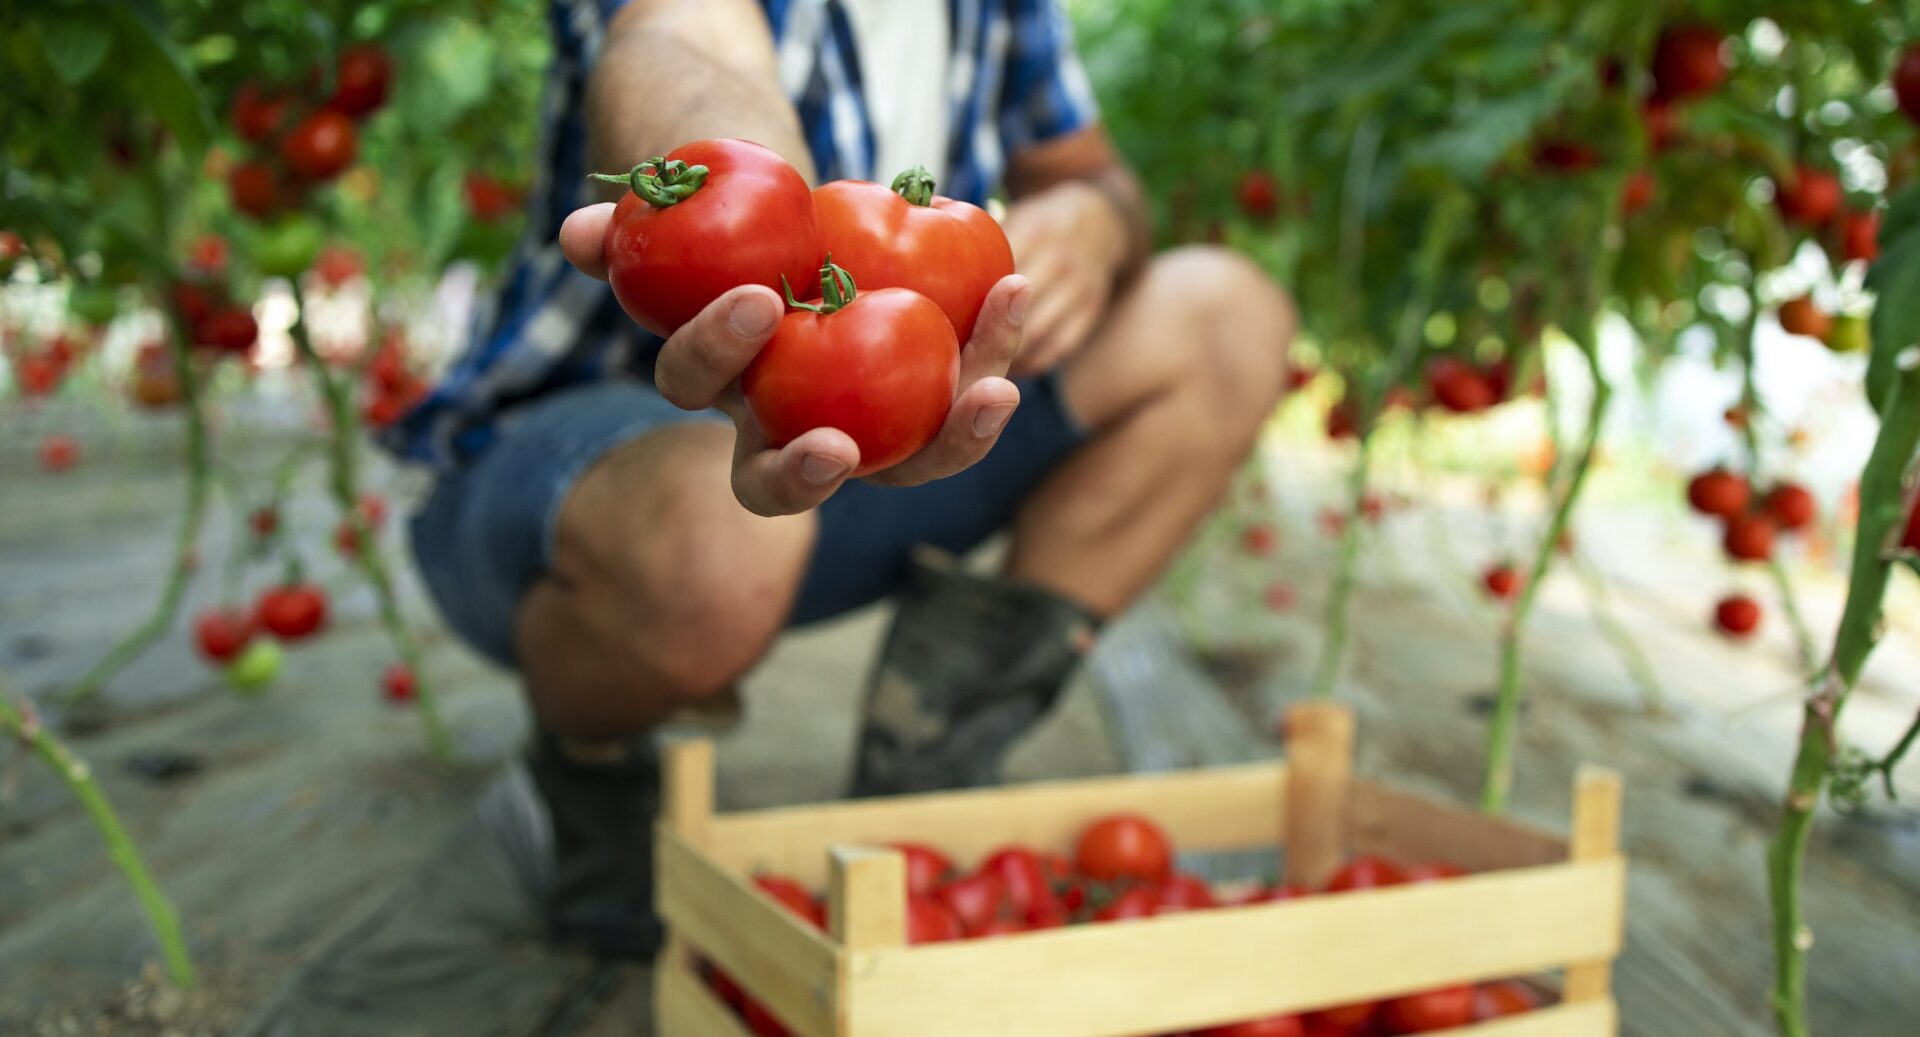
[1063,178,1132,277]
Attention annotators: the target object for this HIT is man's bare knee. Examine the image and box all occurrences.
[1145,246,1297,419]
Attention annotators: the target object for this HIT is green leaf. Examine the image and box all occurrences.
[110,1,213,154]
[1865,187,1920,415]
[37,13,112,85]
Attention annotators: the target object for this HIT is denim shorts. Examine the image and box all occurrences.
[408,374,1088,667]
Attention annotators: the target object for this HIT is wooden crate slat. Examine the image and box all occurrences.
[705,761,1287,886]
[657,827,839,1037]
[657,958,758,1037]
[1350,779,1567,872]
[1439,997,1616,1037]
[841,859,1625,1037]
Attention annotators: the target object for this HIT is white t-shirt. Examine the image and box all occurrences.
[836,0,952,181]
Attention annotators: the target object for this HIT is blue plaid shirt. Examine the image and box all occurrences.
[387,0,1099,468]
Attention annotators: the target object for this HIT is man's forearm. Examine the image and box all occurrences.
[1080,164,1150,284]
[585,12,814,187]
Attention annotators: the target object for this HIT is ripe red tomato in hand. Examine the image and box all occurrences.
[906,896,965,944]
[194,608,254,663]
[1075,813,1173,885]
[230,82,290,142]
[1199,1015,1304,1037]
[1379,986,1475,1033]
[229,161,284,219]
[890,842,954,898]
[754,874,827,929]
[933,871,1005,934]
[1324,854,1405,893]
[1763,484,1816,532]
[255,584,328,641]
[742,262,958,476]
[1686,468,1749,521]
[282,109,359,181]
[327,44,394,118]
[599,139,819,338]
[812,167,1014,342]
[1776,166,1842,228]
[1723,513,1777,563]
[1651,23,1726,101]
[1714,594,1762,638]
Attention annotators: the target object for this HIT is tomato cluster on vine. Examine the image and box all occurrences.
[223,45,392,222]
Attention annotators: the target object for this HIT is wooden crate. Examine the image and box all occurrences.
[654,702,1626,1037]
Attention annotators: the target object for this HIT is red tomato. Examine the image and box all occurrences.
[327,44,393,118]
[968,917,1028,939]
[1839,209,1880,264]
[906,896,965,944]
[1472,980,1538,1020]
[742,998,793,1037]
[1897,45,1920,126]
[281,109,359,181]
[1237,170,1280,222]
[1763,484,1817,532]
[1324,855,1404,893]
[812,167,1014,342]
[1621,169,1655,215]
[978,846,1055,921]
[190,233,231,274]
[754,874,827,929]
[1236,882,1308,905]
[1305,1003,1377,1033]
[933,871,1005,934]
[200,307,259,354]
[1776,166,1842,228]
[1641,100,1678,152]
[194,608,254,663]
[1904,498,1920,553]
[1714,594,1762,638]
[742,267,958,476]
[1533,140,1598,173]
[314,245,363,288]
[230,82,290,142]
[1242,522,1277,557]
[1402,861,1466,883]
[1199,1016,1304,1037]
[380,663,416,704]
[1092,885,1160,923]
[1686,468,1750,521]
[1075,813,1174,885]
[464,172,521,222]
[1651,23,1726,101]
[890,843,954,898]
[1777,296,1831,341]
[600,139,819,338]
[229,161,284,219]
[1723,513,1777,563]
[38,434,79,472]
[1427,358,1496,413]
[1325,401,1359,441]
[255,584,329,641]
[17,354,61,397]
[174,282,215,327]
[1379,986,1475,1033]
[1482,564,1521,601]
[363,391,409,427]
[1156,873,1217,912]
[1262,580,1296,613]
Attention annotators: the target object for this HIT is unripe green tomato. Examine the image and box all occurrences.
[1826,313,1870,355]
[68,283,119,326]
[226,641,284,693]
[254,215,324,279]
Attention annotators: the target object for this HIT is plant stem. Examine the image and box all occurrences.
[1570,551,1667,711]
[1736,284,1819,672]
[1481,330,1613,813]
[285,281,452,761]
[1310,437,1373,698]
[0,682,195,986]
[1767,358,1920,1037]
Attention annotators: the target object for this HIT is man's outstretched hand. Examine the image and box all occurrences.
[560,203,1029,517]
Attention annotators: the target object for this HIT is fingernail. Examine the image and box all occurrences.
[802,453,850,485]
[730,294,779,337]
[973,403,1015,438]
[1007,286,1033,327]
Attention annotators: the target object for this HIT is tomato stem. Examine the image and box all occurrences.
[782,256,858,315]
[587,158,709,207]
[890,166,937,207]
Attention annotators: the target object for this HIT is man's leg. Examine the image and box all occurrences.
[851,246,1295,795]
[1011,245,1297,613]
